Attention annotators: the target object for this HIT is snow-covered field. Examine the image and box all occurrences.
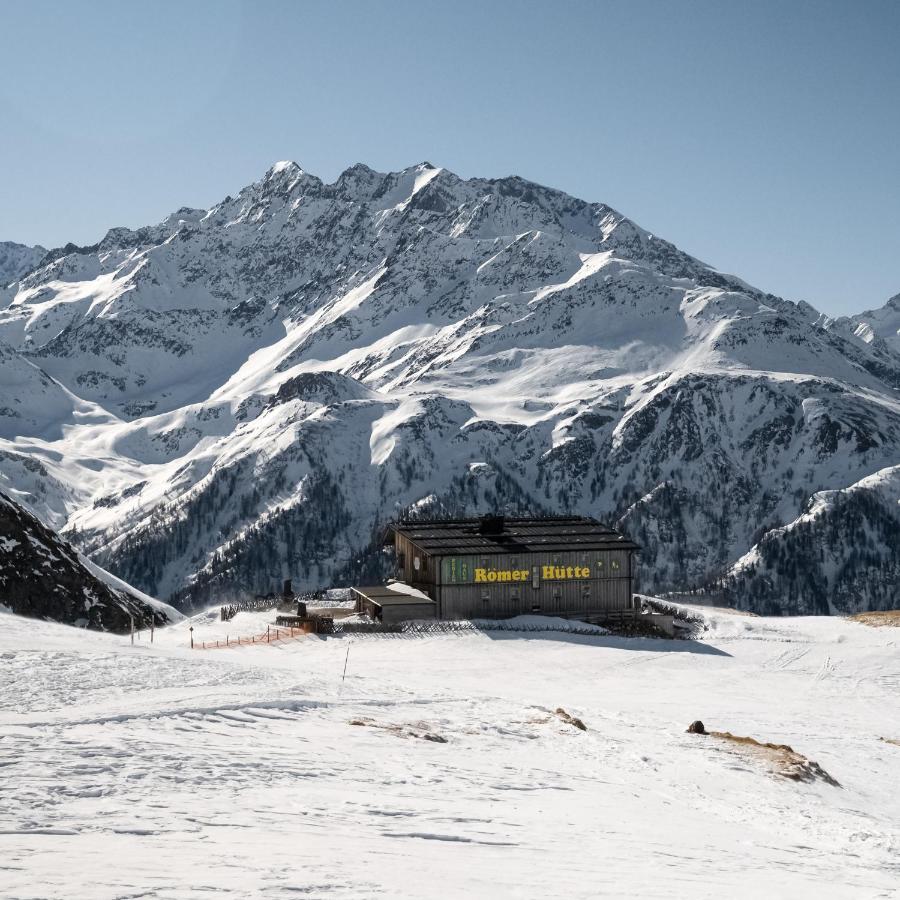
[1,607,899,899]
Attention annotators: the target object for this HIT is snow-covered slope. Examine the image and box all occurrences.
[0,240,47,285]
[0,490,179,631]
[1,608,898,897]
[722,464,900,613]
[0,161,897,612]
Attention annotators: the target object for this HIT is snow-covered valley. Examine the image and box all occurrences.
[1,606,898,898]
[0,161,898,613]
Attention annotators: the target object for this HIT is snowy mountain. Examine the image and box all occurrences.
[722,464,900,614]
[832,292,900,356]
[0,161,897,613]
[0,490,178,631]
[0,240,47,285]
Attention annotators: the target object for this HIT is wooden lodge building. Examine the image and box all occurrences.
[352,515,639,624]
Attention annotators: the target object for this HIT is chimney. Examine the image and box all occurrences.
[478,514,505,535]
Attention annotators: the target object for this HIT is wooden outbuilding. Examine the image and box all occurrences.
[351,584,437,625]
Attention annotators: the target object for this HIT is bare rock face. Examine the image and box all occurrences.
[687,720,707,734]
[0,491,171,632]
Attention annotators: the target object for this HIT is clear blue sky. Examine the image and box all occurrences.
[1,0,897,316]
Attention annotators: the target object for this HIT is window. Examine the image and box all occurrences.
[531,602,541,612]
[611,560,621,572]
[532,565,540,589]
[481,589,490,602]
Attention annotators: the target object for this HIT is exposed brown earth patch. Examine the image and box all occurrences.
[524,707,588,731]
[848,611,900,628]
[687,722,840,786]
[350,717,447,743]
[554,708,587,731]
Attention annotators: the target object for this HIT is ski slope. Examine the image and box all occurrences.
[1,606,899,898]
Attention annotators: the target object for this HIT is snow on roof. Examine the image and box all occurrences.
[351,582,434,605]
[385,580,432,601]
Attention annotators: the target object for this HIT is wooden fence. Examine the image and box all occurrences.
[194,624,310,649]
[220,591,333,621]
[192,617,611,649]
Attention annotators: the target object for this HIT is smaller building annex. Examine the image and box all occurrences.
[379,515,639,621]
[351,583,436,625]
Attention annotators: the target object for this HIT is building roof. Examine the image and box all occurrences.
[385,516,640,555]
[351,585,436,607]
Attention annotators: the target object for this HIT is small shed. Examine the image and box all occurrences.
[351,583,436,625]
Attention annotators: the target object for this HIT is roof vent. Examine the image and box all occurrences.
[479,514,505,535]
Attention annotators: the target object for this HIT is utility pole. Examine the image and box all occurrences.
[130,617,134,645]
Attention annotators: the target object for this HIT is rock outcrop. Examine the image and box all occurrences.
[0,491,175,631]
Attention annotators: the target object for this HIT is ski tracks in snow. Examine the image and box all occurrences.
[1,613,900,898]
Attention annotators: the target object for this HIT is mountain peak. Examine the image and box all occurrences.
[0,241,49,285]
[268,160,301,176]
[342,162,378,176]
[261,160,314,190]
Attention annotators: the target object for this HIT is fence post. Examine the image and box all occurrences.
[189,625,194,649]
[267,626,270,643]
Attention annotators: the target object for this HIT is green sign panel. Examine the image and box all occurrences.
[442,557,472,584]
